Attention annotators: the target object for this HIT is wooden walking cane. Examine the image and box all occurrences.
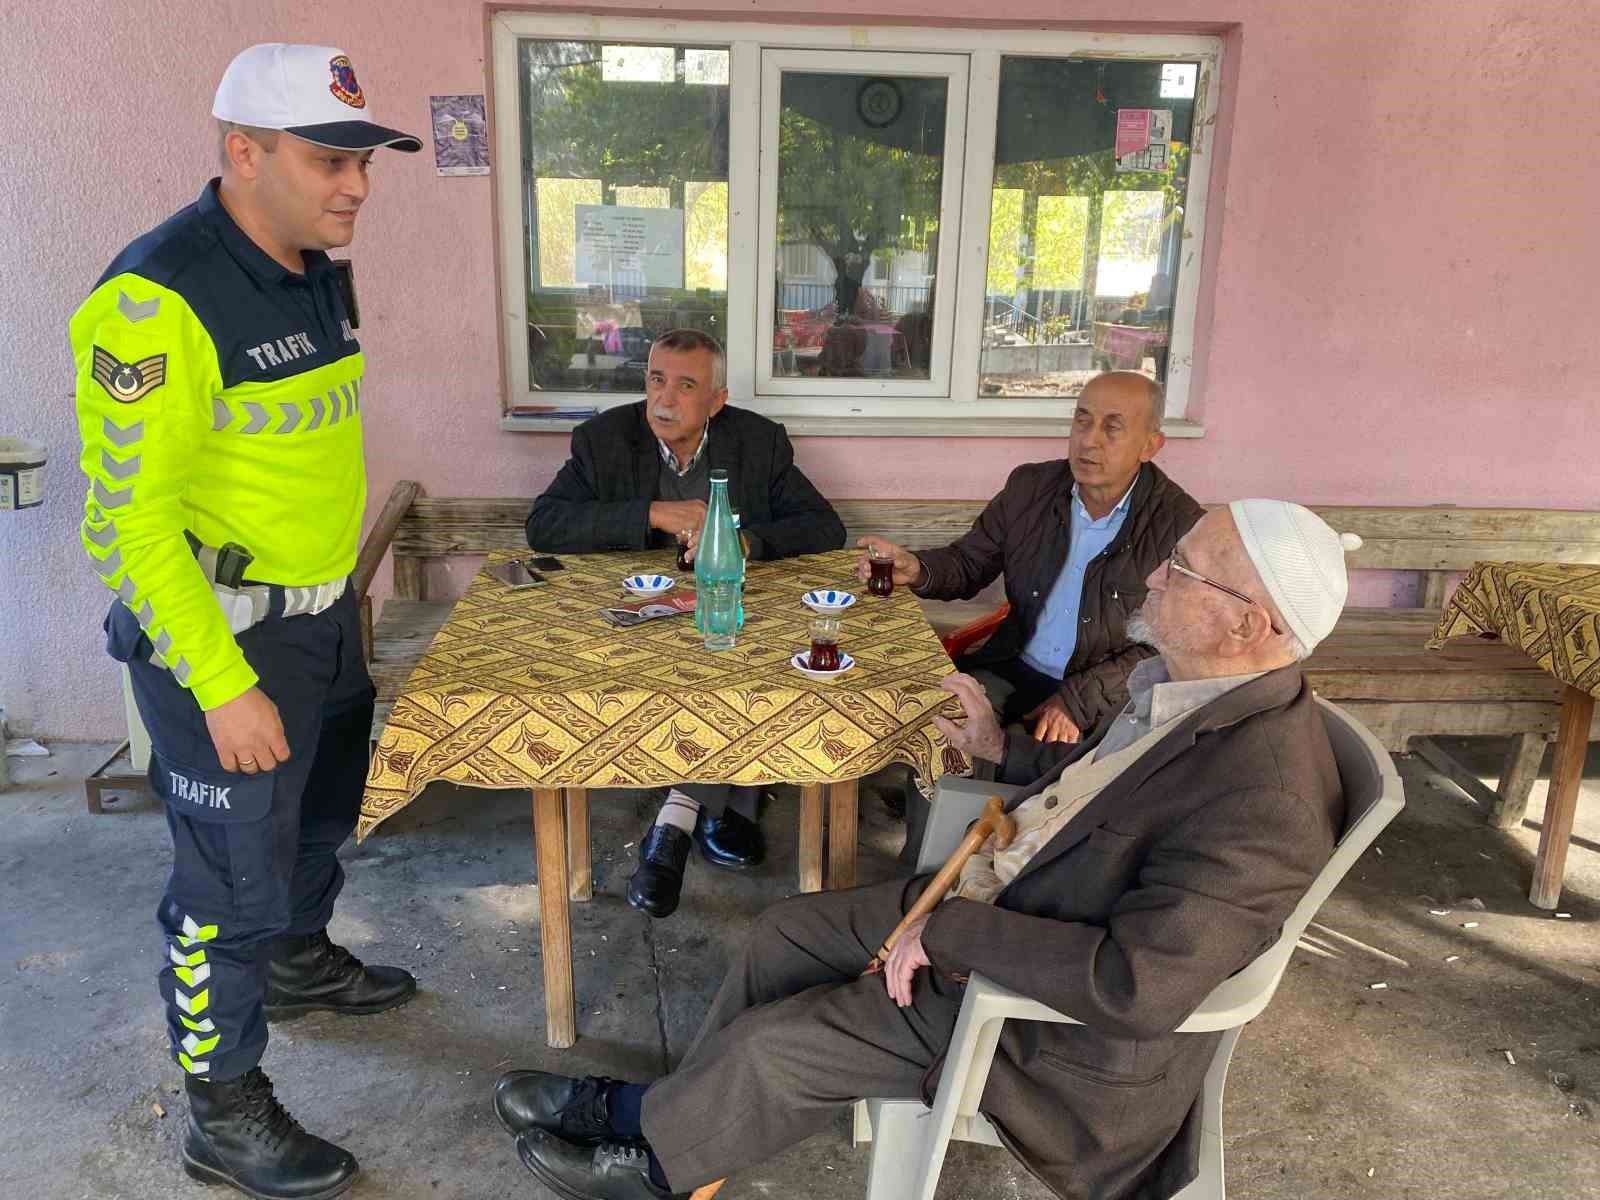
[863,793,1017,975]
[686,796,1017,1200]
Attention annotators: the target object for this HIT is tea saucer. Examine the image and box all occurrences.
[790,651,856,680]
[801,589,857,613]
[622,573,674,598]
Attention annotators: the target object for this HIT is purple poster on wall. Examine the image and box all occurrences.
[429,94,489,177]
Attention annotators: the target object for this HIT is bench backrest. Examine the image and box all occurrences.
[381,486,1600,607]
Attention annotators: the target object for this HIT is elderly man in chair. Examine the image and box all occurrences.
[494,501,1360,1200]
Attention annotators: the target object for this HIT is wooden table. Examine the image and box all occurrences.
[1429,562,1600,908]
[359,548,967,1046]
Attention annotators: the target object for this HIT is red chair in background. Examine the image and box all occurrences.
[938,603,1010,660]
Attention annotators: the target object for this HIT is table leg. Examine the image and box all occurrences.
[532,788,576,1048]
[798,784,824,894]
[827,777,860,891]
[565,787,592,901]
[1529,686,1595,910]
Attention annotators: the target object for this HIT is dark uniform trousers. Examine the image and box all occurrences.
[111,586,374,1082]
[640,878,964,1191]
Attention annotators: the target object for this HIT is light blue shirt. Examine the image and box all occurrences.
[1019,481,1135,679]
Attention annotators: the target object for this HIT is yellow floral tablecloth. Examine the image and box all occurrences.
[1427,561,1600,696]
[358,549,970,839]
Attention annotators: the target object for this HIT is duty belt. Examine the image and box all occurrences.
[193,542,348,635]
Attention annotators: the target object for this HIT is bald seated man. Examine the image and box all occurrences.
[859,372,1203,852]
[493,501,1360,1200]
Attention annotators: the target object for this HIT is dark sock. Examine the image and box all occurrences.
[606,1082,647,1139]
[647,1149,670,1191]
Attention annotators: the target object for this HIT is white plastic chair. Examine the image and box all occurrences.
[854,698,1404,1200]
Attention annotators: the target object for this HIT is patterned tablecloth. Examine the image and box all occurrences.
[1427,561,1600,697]
[358,548,970,839]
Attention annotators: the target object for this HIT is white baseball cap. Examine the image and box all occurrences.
[213,43,421,152]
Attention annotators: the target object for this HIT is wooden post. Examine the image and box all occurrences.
[1529,686,1595,910]
[827,777,860,890]
[798,784,824,894]
[392,556,426,602]
[1490,731,1549,830]
[1418,570,1453,610]
[533,788,576,1048]
[565,787,592,901]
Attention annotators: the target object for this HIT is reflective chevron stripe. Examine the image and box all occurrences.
[181,1031,220,1057]
[93,478,131,509]
[84,520,119,549]
[240,401,270,434]
[174,986,209,1016]
[177,1051,210,1075]
[102,417,143,448]
[174,962,211,988]
[178,915,219,945]
[170,915,221,1076]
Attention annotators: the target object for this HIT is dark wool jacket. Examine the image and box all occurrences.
[913,460,1204,734]
[921,665,1345,1200]
[525,402,845,560]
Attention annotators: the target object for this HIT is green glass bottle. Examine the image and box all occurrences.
[694,470,744,650]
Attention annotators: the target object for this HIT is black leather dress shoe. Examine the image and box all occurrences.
[264,930,416,1019]
[516,1128,679,1200]
[494,1070,632,1144]
[626,825,692,918]
[693,807,765,871]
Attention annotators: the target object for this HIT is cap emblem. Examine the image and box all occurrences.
[328,55,366,109]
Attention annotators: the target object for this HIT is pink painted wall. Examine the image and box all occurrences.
[2,1,1596,738]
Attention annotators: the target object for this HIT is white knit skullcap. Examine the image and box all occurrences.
[1228,500,1363,652]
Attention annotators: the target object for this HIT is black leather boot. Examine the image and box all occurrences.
[625,824,692,919]
[182,1067,359,1200]
[264,930,416,1019]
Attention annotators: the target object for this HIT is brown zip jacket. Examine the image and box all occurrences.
[914,459,1205,734]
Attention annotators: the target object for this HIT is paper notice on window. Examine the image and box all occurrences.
[575,205,685,290]
[429,95,489,176]
[1115,108,1173,173]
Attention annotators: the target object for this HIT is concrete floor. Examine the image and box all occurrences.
[1,738,1597,1200]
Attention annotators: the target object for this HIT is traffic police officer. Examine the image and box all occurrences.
[71,44,420,1200]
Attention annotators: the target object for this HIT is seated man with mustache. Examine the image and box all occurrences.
[495,500,1360,1200]
[526,328,845,919]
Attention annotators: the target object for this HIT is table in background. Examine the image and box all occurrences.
[1429,561,1600,908]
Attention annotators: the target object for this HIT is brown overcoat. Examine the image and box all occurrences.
[920,664,1345,1200]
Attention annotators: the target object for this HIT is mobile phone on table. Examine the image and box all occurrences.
[490,559,546,589]
[528,555,564,571]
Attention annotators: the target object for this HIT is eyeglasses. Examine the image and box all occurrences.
[1165,551,1284,635]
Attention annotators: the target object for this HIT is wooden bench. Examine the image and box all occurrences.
[361,489,1600,838]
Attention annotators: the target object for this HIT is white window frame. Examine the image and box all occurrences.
[489,12,1222,437]
[755,48,969,401]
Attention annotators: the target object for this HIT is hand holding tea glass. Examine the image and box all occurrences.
[856,537,920,597]
[676,528,699,570]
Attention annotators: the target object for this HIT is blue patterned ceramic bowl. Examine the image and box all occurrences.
[801,589,857,613]
[622,574,675,597]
